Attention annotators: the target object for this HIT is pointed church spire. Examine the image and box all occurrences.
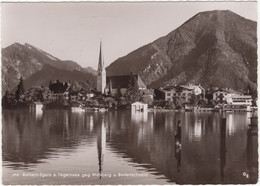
[96,39,106,93]
[97,39,104,73]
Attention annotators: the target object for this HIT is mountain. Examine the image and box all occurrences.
[23,64,95,91]
[106,10,257,92]
[83,67,98,76]
[2,43,93,94]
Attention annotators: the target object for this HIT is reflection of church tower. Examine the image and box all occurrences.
[97,118,106,179]
[97,39,106,93]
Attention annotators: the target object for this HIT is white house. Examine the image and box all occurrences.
[226,95,253,106]
[46,81,70,102]
[131,101,148,113]
[163,84,205,103]
[29,102,43,111]
[212,88,242,102]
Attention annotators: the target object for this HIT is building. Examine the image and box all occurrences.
[46,81,70,102]
[70,89,95,102]
[96,40,106,93]
[226,95,253,106]
[212,88,242,102]
[29,102,43,110]
[131,101,148,112]
[104,74,147,96]
[162,84,205,103]
[95,40,148,96]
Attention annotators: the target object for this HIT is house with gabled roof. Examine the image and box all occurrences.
[212,88,242,103]
[104,74,147,96]
[162,84,205,103]
[45,81,70,102]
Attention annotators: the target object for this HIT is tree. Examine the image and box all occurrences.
[246,84,257,99]
[190,94,199,106]
[15,76,25,102]
[2,90,15,108]
[172,97,183,109]
[24,86,50,103]
[116,87,122,98]
[124,74,143,104]
[198,98,208,106]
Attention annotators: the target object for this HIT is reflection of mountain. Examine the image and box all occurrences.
[2,110,255,184]
[2,110,98,169]
[107,112,253,184]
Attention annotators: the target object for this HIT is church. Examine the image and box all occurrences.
[96,40,147,95]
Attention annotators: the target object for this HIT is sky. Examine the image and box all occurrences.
[1,1,257,69]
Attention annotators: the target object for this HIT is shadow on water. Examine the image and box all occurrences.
[2,109,258,184]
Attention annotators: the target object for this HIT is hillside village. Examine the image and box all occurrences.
[2,41,257,112]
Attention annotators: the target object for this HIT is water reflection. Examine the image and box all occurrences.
[2,110,258,184]
[97,116,106,179]
[247,117,258,183]
[220,118,227,182]
[226,114,235,135]
[131,111,148,123]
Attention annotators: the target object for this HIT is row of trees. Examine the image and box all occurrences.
[3,75,257,109]
[2,74,152,109]
[2,77,51,109]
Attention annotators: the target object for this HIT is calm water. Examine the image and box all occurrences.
[2,109,258,184]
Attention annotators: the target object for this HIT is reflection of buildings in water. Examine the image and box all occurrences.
[189,118,202,141]
[164,113,175,132]
[131,111,148,123]
[89,115,94,133]
[35,110,43,120]
[97,117,106,179]
[194,119,202,139]
[64,110,69,136]
[245,112,251,128]
[226,114,235,135]
[148,113,154,131]
[135,113,154,148]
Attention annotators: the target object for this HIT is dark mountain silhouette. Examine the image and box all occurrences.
[2,43,95,94]
[106,10,257,92]
[23,64,95,91]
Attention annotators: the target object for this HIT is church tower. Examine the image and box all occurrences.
[97,40,106,93]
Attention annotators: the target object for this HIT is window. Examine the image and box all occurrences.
[167,93,171,96]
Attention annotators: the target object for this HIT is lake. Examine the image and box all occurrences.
[2,109,258,184]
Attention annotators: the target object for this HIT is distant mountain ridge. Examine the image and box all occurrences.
[106,10,257,92]
[2,43,96,94]
[23,64,95,91]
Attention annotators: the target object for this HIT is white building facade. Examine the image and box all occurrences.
[163,84,205,103]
